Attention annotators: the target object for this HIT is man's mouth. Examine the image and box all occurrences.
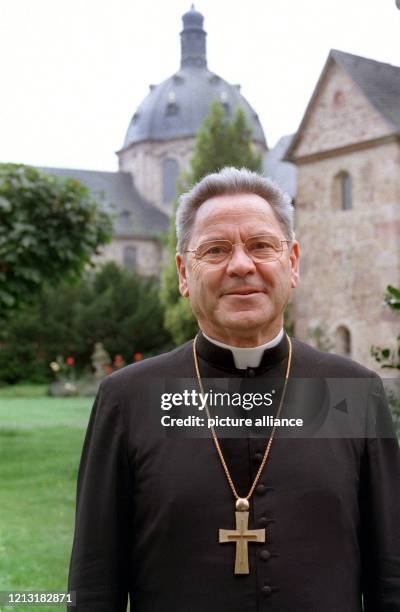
[224,289,265,296]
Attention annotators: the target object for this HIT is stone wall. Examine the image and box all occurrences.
[117,137,195,216]
[292,140,400,371]
[96,237,165,277]
[292,60,393,159]
[118,137,266,217]
[289,59,400,372]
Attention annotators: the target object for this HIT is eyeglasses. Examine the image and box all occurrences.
[184,235,291,265]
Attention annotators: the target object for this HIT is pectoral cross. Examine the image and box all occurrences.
[219,511,266,574]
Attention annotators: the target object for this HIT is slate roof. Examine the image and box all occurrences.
[122,68,266,149]
[38,167,169,238]
[331,49,400,131]
[264,134,297,199]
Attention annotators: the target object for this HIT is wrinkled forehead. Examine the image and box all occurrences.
[191,193,284,239]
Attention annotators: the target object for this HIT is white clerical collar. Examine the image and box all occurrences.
[202,328,285,370]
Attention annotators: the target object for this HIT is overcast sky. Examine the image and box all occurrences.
[1,0,399,172]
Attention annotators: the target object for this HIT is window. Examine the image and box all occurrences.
[333,90,344,105]
[162,158,179,202]
[123,246,137,273]
[332,171,353,210]
[119,210,131,222]
[165,91,179,116]
[334,326,351,357]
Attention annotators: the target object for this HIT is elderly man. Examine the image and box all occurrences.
[68,167,400,611]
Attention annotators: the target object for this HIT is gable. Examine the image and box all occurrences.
[288,59,394,162]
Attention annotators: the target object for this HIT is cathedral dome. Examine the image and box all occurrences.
[122,7,266,150]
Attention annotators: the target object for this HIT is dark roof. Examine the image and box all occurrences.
[38,167,169,238]
[331,49,400,131]
[264,134,297,199]
[122,67,266,149]
[286,49,400,161]
[121,8,266,150]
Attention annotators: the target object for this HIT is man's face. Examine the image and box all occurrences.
[176,192,299,346]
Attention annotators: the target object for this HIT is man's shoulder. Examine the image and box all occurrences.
[290,337,377,378]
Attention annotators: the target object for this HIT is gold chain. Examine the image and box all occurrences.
[192,334,292,502]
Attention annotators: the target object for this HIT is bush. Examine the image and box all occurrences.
[0,262,172,384]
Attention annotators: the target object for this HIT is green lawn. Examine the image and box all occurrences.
[0,387,93,611]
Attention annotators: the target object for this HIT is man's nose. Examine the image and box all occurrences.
[225,244,256,276]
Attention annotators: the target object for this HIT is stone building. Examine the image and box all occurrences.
[43,6,268,278]
[286,49,400,369]
[117,6,266,217]
[40,9,399,371]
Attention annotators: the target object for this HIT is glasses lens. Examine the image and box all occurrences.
[196,240,232,263]
[246,236,282,261]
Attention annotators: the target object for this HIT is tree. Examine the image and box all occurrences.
[0,262,172,384]
[0,164,112,323]
[370,285,400,436]
[190,101,262,183]
[371,285,400,369]
[161,102,263,344]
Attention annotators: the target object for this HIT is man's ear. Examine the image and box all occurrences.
[176,253,189,297]
[290,241,300,289]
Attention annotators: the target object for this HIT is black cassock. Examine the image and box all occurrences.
[68,333,400,611]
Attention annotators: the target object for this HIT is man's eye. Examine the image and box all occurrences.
[250,241,276,251]
[200,243,231,257]
[206,246,225,254]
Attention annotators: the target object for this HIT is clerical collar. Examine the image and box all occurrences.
[199,328,287,370]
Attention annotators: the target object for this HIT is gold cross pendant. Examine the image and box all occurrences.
[219,511,266,574]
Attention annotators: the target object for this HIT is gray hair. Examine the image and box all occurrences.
[176,167,294,254]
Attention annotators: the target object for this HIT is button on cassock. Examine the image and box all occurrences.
[256,484,267,495]
[261,585,272,596]
[259,549,271,561]
[253,452,263,464]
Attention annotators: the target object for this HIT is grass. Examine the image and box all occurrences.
[0,387,93,612]
[0,384,49,399]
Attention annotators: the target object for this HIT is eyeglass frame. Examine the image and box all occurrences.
[183,234,292,264]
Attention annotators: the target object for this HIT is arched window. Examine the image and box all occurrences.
[333,171,353,210]
[340,172,352,210]
[123,246,137,273]
[334,325,352,357]
[162,158,179,203]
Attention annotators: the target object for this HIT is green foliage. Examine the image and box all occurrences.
[308,326,334,353]
[370,284,400,437]
[370,285,400,369]
[384,285,400,310]
[190,102,262,182]
[161,102,262,344]
[164,298,199,346]
[284,303,295,337]
[0,262,172,384]
[0,164,113,322]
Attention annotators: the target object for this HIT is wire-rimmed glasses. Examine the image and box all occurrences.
[184,235,290,265]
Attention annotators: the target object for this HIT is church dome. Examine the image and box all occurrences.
[122,7,266,150]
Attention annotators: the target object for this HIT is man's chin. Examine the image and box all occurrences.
[217,312,270,333]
